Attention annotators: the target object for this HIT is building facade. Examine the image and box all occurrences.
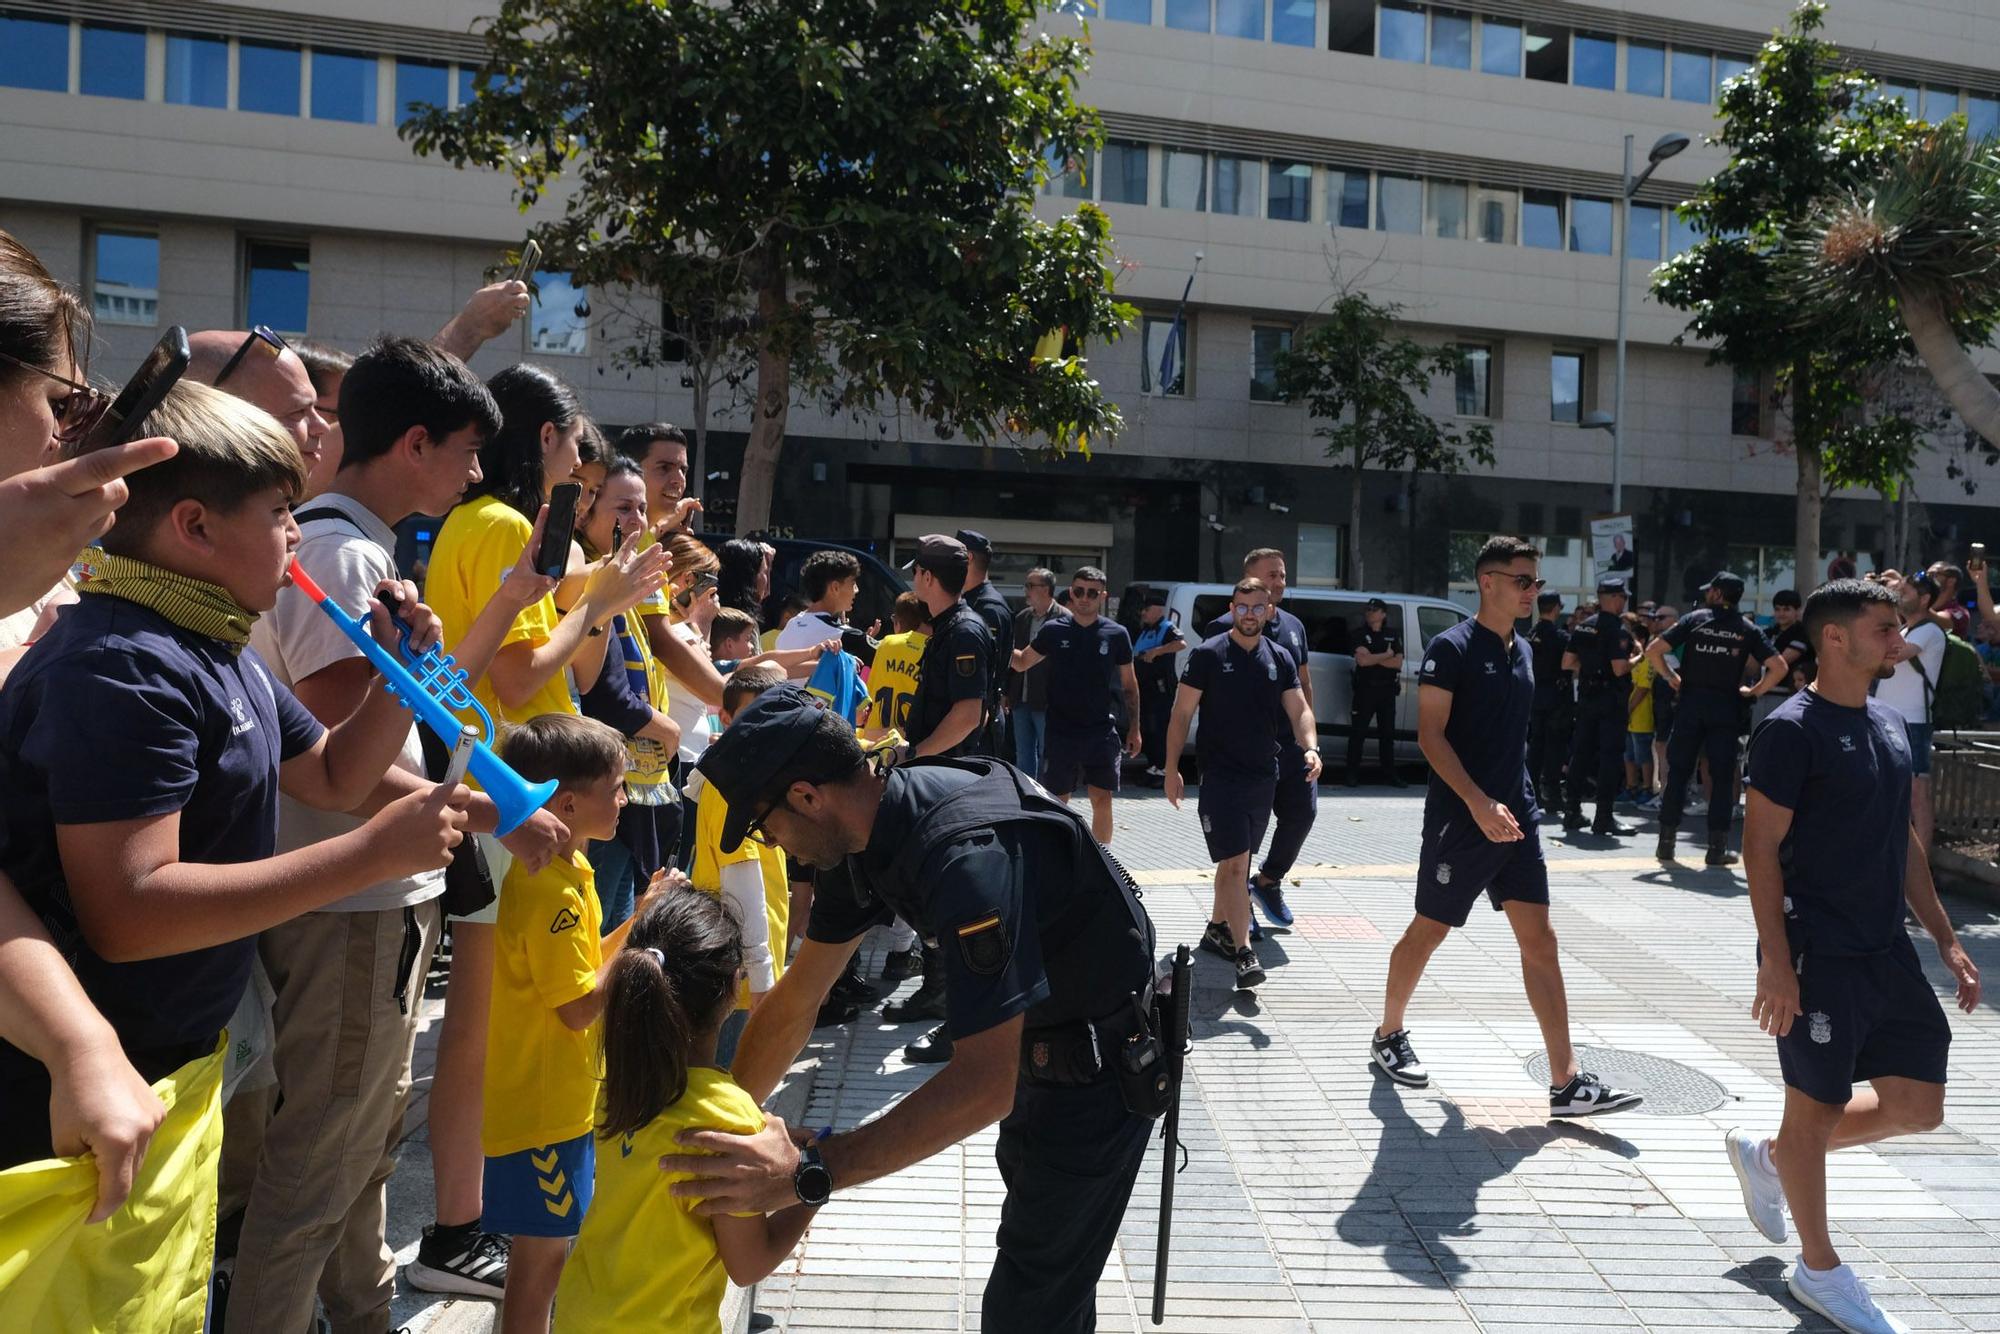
[3,0,1998,607]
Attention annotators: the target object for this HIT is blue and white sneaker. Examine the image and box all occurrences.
[1248,876,1294,927]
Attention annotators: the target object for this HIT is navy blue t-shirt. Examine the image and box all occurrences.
[1205,606,1308,741]
[1032,615,1132,736]
[0,595,325,1065]
[1181,632,1298,780]
[1745,691,1912,956]
[1417,617,1536,825]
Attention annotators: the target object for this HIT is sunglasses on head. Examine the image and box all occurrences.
[214,325,289,387]
[0,349,110,444]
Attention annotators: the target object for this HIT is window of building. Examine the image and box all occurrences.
[1327,0,1375,55]
[91,230,159,327]
[1140,314,1188,396]
[1667,208,1700,257]
[1379,3,1426,64]
[1471,184,1516,243]
[530,271,590,355]
[240,41,302,116]
[1269,161,1312,222]
[1572,31,1616,90]
[1273,0,1314,47]
[1569,196,1613,254]
[1213,156,1261,217]
[455,65,479,108]
[1628,203,1663,261]
[244,239,310,334]
[1298,522,1344,586]
[1044,144,1092,199]
[1626,39,1664,96]
[1328,167,1370,229]
[1429,10,1472,70]
[1522,189,1565,249]
[81,24,146,100]
[311,48,378,123]
[1670,48,1712,102]
[1524,23,1568,83]
[1251,325,1292,401]
[1876,82,1917,112]
[1426,180,1468,240]
[1551,350,1584,423]
[1480,18,1521,76]
[1921,85,1959,124]
[1377,174,1422,234]
[1100,140,1148,205]
[1161,148,1207,210]
[396,59,449,127]
[1969,94,2000,140]
[1715,54,1751,92]
[1731,365,1764,436]
[1454,343,1492,417]
[1216,0,1263,41]
[0,13,69,91]
[166,33,229,108]
[1102,0,1152,21]
[1165,0,1209,33]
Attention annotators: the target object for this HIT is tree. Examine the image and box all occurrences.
[403,0,1132,534]
[1652,0,1920,588]
[1274,292,1495,590]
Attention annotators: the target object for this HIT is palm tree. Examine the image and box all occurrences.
[1793,119,2000,446]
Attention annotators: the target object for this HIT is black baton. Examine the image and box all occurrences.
[1151,943,1192,1325]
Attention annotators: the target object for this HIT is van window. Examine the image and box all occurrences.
[1191,593,1232,634]
[1416,603,1467,653]
[1293,599,1402,654]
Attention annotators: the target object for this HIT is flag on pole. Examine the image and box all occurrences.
[1156,270,1194,396]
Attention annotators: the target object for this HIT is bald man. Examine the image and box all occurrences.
[188,330,331,493]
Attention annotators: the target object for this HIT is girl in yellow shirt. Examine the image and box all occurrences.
[553,891,816,1333]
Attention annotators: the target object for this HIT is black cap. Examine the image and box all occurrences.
[1537,591,1564,610]
[1143,590,1167,608]
[955,528,993,555]
[1772,588,1802,608]
[901,533,970,584]
[694,685,841,853]
[1597,574,1628,595]
[1365,597,1388,611]
[1699,571,1746,600]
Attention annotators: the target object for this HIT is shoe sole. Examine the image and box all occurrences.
[1371,1049,1430,1088]
[1785,1273,1906,1334]
[403,1261,506,1299]
[1249,886,1295,927]
[1726,1132,1788,1245]
[1550,1091,1645,1118]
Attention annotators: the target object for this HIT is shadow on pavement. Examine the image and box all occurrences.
[1722,1257,1837,1332]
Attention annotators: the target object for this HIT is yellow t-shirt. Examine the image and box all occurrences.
[427,494,575,727]
[1628,656,1656,734]
[484,850,603,1156]
[691,779,788,1010]
[551,1069,765,1334]
[864,629,927,739]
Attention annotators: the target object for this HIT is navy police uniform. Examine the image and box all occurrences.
[1131,605,1185,771]
[1526,610,1571,808]
[1204,606,1318,881]
[1562,582,1635,831]
[1414,618,1549,926]
[1032,614,1133,794]
[1745,691,1950,1104]
[1182,631,1297,863]
[1658,574,1775,841]
[1346,610,1402,782]
[957,531,1015,756]
[908,600,994,758]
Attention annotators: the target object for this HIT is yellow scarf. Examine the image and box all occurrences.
[71,547,258,650]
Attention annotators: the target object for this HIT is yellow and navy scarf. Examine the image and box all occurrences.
[71,547,258,651]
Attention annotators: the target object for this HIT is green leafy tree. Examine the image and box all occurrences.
[1274,292,1495,590]
[403,0,1131,534]
[1653,0,1921,587]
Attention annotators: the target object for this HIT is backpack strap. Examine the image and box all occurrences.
[291,505,371,539]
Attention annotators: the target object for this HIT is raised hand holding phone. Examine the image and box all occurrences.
[536,482,582,580]
[70,327,190,456]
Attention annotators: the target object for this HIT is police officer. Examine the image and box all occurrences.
[1646,571,1786,866]
[958,529,1015,756]
[1561,575,1638,837]
[674,684,1164,1334]
[1344,598,1404,785]
[1131,591,1185,781]
[1526,590,1570,812]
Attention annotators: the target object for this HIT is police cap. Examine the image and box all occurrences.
[902,533,971,585]
[1143,590,1167,608]
[695,684,864,853]
[1536,591,1564,611]
[954,528,994,555]
[1596,574,1628,596]
[1699,571,1746,601]
[1365,596,1388,612]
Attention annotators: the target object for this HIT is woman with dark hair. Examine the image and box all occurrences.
[716,538,770,624]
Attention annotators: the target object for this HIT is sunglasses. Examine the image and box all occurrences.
[1070,586,1105,599]
[0,349,112,444]
[213,325,289,387]
[1484,572,1547,591]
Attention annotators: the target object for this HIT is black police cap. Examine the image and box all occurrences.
[1596,574,1628,595]
[954,528,993,555]
[1699,571,1746,599]
[1365,597,1388,611]
[694,684,844,853]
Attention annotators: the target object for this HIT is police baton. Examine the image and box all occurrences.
[1150,943,1193,1325]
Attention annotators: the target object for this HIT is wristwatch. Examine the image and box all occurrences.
[793,1142,832,1207]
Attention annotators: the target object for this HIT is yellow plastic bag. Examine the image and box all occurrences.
[0,1040,224,1333]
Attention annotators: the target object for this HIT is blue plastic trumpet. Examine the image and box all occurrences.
[288,560,557,835]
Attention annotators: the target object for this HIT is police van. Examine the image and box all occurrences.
[1117,582,1470,765]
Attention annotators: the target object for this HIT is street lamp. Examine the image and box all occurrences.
[1611,130,1690,514]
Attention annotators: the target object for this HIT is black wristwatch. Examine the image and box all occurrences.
[793,1142,832,1207]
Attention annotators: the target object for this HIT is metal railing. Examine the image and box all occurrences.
[1931,732,2000,842]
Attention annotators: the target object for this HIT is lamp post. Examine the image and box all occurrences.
[1612,131,1691,514]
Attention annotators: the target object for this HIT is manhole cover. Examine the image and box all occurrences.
[1525,1045,1729,1116]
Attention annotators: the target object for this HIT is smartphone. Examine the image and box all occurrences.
[536,482,582,579]
[675,571,717,610]
[510,239,542,284]
[611,521,624,554]
[1973,541,1986,560]
[74,326,190,454]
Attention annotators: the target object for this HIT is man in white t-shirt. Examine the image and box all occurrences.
[777,547,862,652]
[1876,571,1946,853]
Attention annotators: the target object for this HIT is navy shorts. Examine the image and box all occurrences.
[1042,727,1122,794]
[482,1130,595,1238]
[1414,816,1550,928]
[1775,933,1951,1105]
[1197,772,1275,862]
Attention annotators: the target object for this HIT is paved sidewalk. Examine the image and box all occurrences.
[384,785,2000,1332]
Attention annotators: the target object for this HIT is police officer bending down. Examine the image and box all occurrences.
[1561,576,1638,837]
[1646,570,1785,866]
[670,685,1163,1333]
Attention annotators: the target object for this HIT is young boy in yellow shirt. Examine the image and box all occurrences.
[483,714,681,1334]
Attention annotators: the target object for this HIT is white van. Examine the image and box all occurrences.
[1117,582,1471,764]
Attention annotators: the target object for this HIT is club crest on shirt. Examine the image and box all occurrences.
[1839,734,1856,753]
[1435,861,1452,886]
[1099,640,1109,655]
[1483,661,1498,675]
[1267,660,1277,681]
[1808,1011,1832,1044]
[229,697,256,735]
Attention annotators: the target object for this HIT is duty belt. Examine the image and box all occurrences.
[1022,1004,1145,1086]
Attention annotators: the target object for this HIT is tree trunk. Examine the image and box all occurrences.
[1404,466,1418,590]
[733,261,790,536]
[1349,444,1365,590]
[1901,285,2000,449]
[689,357,712,507]
[1793,357,1821,590]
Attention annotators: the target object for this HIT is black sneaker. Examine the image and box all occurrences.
[829,960,880,1005]
[1248,876,1295,927]
[1591,818,1636,836]
[1561,807,1588,831]
[882,982,946,1023]
[1549,1071,1644,1118]
[1234,948,1266,990]
[905,1023,953,1063]
[1655,826,1678,862]
[1370,1028,1429,1087]
[814,997,860,1028]
[1198,920,1235,960]
[1705,838,1741,867]
[879,946,920,983]
[406,1223,509,1297]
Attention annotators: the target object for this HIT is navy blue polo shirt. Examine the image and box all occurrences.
[1745,691,1912,956]
[1031,615,1132,736]
[1181,632,1298,780]
[1418,617,1535,824]
[0,595,325,1066]
[1205,606,1308,741]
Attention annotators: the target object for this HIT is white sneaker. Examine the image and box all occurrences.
[1786,1260,1910,1334]
[1725,1128,1787,1243]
